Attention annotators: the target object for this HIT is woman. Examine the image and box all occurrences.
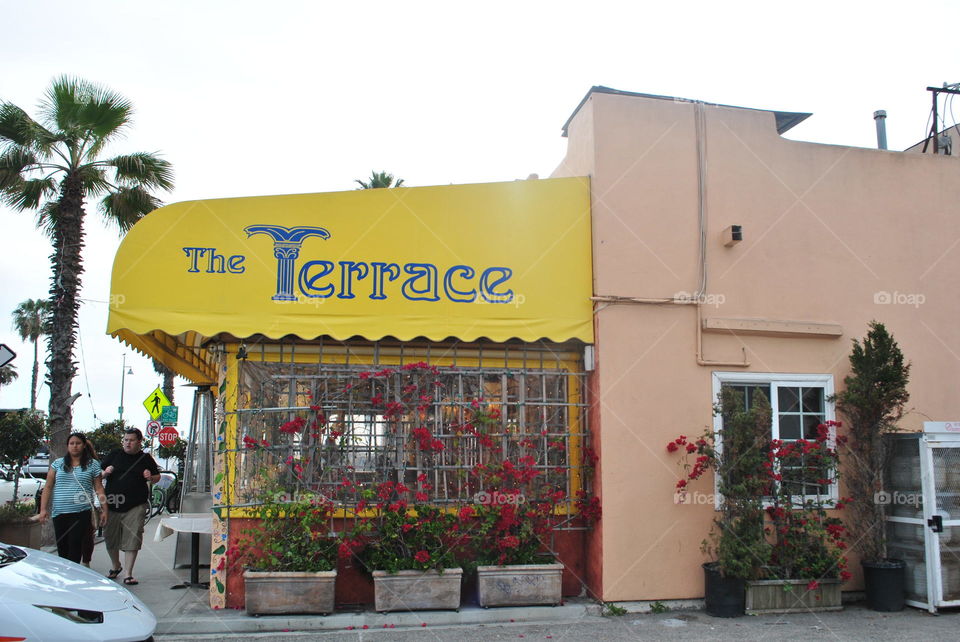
[81,438,99,567]
[38,433,109,563]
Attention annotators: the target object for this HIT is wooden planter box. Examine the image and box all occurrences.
[0,521,43,549]
[745,578,842,615]
[477,563,563,607]
[243,569,337,615]
[373,568,462,612]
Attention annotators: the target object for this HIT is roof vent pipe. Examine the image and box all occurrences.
[874,110,888,150]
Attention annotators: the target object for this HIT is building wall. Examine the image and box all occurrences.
[554,90,960,601]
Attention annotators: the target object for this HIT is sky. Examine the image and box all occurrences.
[0,0,957,435]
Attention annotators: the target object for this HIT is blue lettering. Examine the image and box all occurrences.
[183,247,207,273]
[401,263,440,301]
[297,260,336,298]
[443,265,477,303]
[227,255,246,274]
[479,267,514,303]
[338,261,369,299]
[370,262,400,300]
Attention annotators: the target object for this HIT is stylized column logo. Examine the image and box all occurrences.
[244,225,330,300]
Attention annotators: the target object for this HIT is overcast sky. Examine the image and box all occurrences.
[1,0,957,435]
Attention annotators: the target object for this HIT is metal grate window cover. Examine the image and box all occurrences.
[224,340,591,526]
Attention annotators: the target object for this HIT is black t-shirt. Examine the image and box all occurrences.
[102,449,160,512]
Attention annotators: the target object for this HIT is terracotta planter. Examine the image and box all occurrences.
[373,568,462,612]
[745,577,842,615]
[243,569,337,615]
[477,563,563,607]
[0,521,43,549]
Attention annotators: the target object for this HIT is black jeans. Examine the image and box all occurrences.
[53,510,91,563]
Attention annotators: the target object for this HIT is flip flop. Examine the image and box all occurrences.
[123,576,139,585]
[107,567,122,579]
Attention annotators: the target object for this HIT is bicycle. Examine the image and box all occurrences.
[145,470,180,525]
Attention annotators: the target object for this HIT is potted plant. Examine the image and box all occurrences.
[232,493,339,616]
[0,410,46,548]
[668,388,772,617]
[343,481,465,612]
[832,321,910,611]
[745,423,849,614]
[467,458,565,607]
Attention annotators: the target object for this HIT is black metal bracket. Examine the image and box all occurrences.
[928,514,944,533]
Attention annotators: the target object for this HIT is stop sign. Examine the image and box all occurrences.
[158,425,179,446]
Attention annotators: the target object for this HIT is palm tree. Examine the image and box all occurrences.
[12,298,51,411]
[152,358,175,408]
[0,364,16,388]
[0,77,173,456]
[355,170,404,189]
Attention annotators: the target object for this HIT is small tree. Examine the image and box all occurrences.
[355,170,404,189]
[833,321,910,562]
[87,419,129,460]
[0,410,47,506]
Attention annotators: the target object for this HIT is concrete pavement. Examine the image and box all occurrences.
[13,484,955,641]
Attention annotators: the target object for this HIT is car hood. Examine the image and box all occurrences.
[0,546,147,612]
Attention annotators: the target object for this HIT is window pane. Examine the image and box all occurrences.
[778,386,800,412]
[801,387,824,413]
[779,414,801,440]
[803,414,824,439]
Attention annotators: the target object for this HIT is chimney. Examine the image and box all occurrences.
[873,110,888,150]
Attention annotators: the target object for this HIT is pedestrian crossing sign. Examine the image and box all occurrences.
[143,387,171,420]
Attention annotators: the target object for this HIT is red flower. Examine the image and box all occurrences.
[414,550,430,563]
[667,442,679,453]
[807,580,819,591]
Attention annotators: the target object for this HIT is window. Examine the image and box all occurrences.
[712,372,837,501]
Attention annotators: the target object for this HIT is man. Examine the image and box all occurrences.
[101,428,160,585]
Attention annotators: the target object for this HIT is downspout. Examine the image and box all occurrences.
[692,101,749,368]
[591,101,748,367]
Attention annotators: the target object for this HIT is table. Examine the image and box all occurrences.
[155,513,213,589]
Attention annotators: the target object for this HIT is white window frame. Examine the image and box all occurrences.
[711,372,837,509]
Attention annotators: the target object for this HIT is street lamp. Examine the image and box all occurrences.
[118,354,133,421]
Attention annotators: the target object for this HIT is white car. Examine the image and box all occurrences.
[0,543,156,641]
[20,449,50,478]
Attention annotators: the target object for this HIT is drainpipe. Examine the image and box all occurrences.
[874,110,888,150]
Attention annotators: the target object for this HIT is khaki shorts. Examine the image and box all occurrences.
[105,503,147,551]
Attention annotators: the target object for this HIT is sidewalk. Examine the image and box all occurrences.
[79,522,960,640]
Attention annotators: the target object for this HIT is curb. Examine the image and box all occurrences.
[156,600,595,636]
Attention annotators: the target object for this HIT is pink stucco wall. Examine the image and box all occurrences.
[553,89,960,601]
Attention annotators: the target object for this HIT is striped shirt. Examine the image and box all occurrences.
[50,458,102,518]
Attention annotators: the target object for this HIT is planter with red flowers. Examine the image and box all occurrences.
[344,482,466,612]
[668,388,849,616]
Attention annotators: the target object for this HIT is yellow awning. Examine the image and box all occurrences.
[108,177,593,381]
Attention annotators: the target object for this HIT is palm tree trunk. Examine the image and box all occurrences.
[47,176,85,458]
[30,338,38,411]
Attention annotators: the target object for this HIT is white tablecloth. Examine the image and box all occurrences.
[153,513,213,542]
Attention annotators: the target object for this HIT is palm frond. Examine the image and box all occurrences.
[41,76,132,155]
[34,200,60,239]
[0,146,41,191]
[108,152,174,190]
[0,102,55,150]
[100,186,163,232]
[3,177,57,211]
[74,164,111,197]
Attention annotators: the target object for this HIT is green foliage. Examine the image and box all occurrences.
[348,498,463,574]
[157,437,186,464]
[832,321,910,562]
[0,364,17,387]
[602,602,628,616]
[355,170,404,189]
[709,388,772,580]
[87,419,128,459]
[0,410,46,472]
[0,502,35,526]
[649,601,669,614]
[233,495,338,572]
